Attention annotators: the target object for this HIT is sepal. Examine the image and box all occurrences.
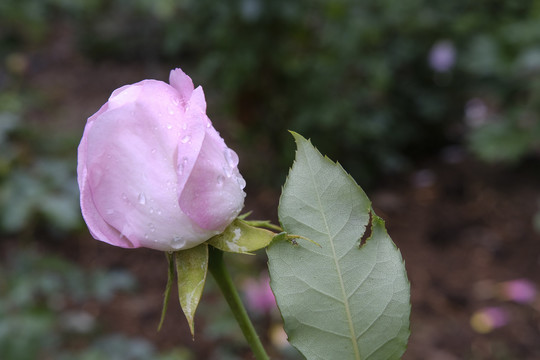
[208,218,275,254]
[176,244,209,337]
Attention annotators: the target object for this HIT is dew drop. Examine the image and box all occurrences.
[236,176,246,189]
[172,97,180,106]
[149,207,154,214]
[182,123,187,130]
[121,193,128,202]
[138,193,146,205]
[144,233,149,239]
[217,175,224,187]
[166,124,173,130]
[181,135,191,144]
[171,236,184,250]
[106,209,115,215]
[151,148,157,154]
[223,165,233,178]
[157,209,162,215]
[224,148,239,168]
[178,157,188,175]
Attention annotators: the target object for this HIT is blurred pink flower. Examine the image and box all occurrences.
[429,40,456,72]
[470,307,508,333]
[243,274,276,313]
[500,279,537,304]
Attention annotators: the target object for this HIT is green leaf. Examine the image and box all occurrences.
[208,219,275,254]
[175,244,209,337]
[267,132,410,360]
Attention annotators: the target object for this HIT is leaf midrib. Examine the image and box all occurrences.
[305,151,362,360]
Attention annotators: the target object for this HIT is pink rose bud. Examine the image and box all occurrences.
[78,68,246,251]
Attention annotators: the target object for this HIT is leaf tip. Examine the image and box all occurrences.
[188,321,196,339]
[288,130,310,148]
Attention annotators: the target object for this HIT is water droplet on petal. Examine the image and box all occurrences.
[149,207,154,214]
[171,236,184,250]
[151,148,157,154]
[121,193,129,202]
[178,157,188,175]
[182,123,187,130]
[157,210,162,215]
[172,97,180,106]
[217,175,224,187]
[106,209,115,215]
[224,148,239,168]
[181,135,191,144]
[223,165,233,178]
[236,176,246,189]
[138,193,146,205]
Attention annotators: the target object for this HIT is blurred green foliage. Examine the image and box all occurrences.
[0,87,81,234]
[66,0,540,180]
[0,248,191,360]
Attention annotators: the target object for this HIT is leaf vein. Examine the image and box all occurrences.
[297,319,351,339]
[303,147,362,360]
[355,296,393,341]
[293,274,345,304]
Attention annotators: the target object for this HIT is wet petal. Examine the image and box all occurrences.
[179,125,246,231]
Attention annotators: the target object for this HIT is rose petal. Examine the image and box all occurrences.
[174,89,207,196]
[179,123,246,231]
[169,68,194,107]
[189,86,207,113]
[78,121,136,248]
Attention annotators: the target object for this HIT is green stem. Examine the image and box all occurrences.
[208,247,270,360]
